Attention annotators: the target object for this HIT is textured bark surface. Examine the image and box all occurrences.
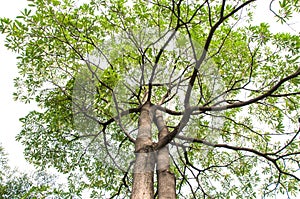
[155,110,176,199]
[157,169,176,199]
[131,102,155,199]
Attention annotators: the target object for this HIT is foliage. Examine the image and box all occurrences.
[0,143,81,198]
[1,0,300,198]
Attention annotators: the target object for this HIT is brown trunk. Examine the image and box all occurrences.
[155,110,176,199]
[131,102,155,199]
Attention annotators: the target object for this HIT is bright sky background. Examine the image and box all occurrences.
[0,0,35,171]
[0,0,299,191]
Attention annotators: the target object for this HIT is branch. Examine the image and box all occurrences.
[184,0,256,108]
[192,66,300,112]
[270,91,300,97]
[176,135,300,181]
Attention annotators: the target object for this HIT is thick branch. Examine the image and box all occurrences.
[153,110,176,199]
[192,66,300,112]
[176,135,300,181]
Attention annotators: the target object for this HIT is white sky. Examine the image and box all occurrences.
[0,0,299,196]
[0,0,35,171]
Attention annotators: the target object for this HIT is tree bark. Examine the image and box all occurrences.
[154,110,176,199]
[131,102,155,199]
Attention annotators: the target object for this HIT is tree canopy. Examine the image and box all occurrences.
[1,0,300,198]
[0,143,81,198]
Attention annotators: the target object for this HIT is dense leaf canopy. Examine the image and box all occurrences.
[1,0,300,198]
[0,143,80,198]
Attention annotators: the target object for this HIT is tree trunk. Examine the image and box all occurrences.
[131,102,155,199]
[155,110,176,199]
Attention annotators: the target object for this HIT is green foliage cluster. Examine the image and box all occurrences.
[0,143,81,198]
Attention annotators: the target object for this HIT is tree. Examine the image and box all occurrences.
[0,143,81,198]
[1,0,300,198]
